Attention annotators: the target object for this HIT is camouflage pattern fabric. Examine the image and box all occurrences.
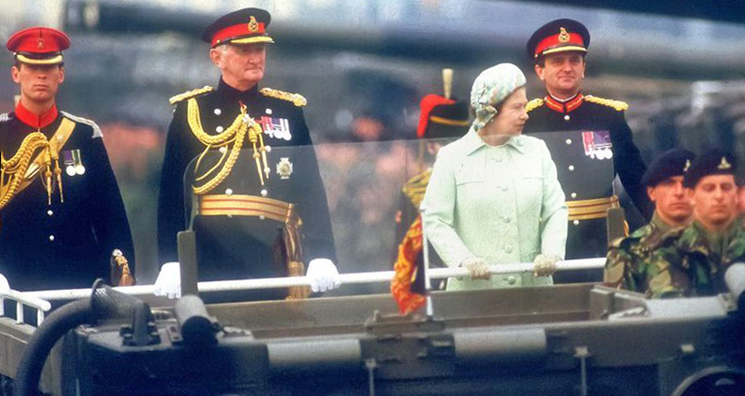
[604,214,684,298]
[669,221,745,297]
[607,219,745,298]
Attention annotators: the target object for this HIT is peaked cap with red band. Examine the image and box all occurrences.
[527,18,590,61]
[6,27,71,65]
[202,8,274,48]
[417,94,470,139]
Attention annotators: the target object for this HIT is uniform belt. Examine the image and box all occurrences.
[198,194,299,226]
[198,194,309,299]
[566,195,619,221]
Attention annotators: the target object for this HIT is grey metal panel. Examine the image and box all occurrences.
[454,327,547,363]
[268,338,362,371]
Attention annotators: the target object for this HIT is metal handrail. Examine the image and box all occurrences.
[23,258,605,301]
[0,289,53,325]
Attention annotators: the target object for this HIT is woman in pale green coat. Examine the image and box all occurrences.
[421,63,567,290]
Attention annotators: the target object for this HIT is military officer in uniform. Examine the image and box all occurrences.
[156,8,339,300]
[391,92,470,314]
[0,27,135,291]
[523,19,648,282]
[644,150,745,298]
[604,149,695,296]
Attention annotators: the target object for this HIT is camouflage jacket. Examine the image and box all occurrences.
[604,214,682,297]
[666,220,745,297]
[620,220,745,298]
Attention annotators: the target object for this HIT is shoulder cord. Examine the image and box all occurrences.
[187,99,269,195]
[1,132,62,209]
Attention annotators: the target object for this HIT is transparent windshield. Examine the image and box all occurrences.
[181,134,620,295]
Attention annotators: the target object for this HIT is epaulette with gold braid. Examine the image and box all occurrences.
[169,86,214,105]
[525,98,544,113]
[402,169,432,208]
[260,88,307,107]
[584,95,629,112]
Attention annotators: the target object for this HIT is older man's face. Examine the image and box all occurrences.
[211,43,266,91]
[534,52,585,99]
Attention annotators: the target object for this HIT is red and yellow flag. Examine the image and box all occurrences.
[391,215,427,314]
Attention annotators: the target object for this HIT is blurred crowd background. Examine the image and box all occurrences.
[2,0,745,294]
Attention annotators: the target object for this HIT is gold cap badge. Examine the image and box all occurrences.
[248,16,259,32]
[683,159,691,172]
[558,27,570,43]
[718,157,732,170]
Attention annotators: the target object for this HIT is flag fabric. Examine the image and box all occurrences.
[391,215,427,315]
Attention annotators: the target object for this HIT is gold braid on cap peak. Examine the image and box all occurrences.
[169,86,215,105]
[187,98,266,195]
[260,88,307,107]
[584,95,629,112]
[525,98,545,113]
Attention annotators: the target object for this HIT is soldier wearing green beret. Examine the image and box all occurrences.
[604,149,695,296]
